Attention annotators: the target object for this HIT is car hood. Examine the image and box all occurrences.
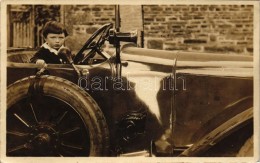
[120,46,253,78]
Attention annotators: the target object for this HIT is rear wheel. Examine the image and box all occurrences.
[7,75,109,156]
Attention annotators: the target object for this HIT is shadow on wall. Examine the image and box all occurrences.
[65,25,102,54]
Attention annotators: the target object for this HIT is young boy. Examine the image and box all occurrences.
[30,21,69,64]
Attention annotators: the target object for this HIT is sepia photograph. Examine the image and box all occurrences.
[1,0,259,162]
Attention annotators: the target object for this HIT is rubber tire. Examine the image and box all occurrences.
[236,136,253,157]
[7,75,109,156]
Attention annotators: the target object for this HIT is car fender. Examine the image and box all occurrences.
[179,96,253,156]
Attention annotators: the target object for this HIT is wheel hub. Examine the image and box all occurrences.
[29,123,59,153]
[34,133,51,145]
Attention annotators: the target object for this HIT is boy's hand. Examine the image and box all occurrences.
[58,47,73,64]
[36,59,45,65]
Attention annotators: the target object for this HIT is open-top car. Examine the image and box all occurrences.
[6,20,253,157]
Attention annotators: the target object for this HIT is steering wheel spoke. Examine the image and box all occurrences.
[80,49,97,64]
[73,23,113,64]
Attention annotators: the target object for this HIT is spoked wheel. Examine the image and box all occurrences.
[7,76,109,156]
[7,95,90,156]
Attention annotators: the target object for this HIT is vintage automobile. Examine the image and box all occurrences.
[6,22,253,157]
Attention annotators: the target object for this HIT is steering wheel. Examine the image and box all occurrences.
[73,23,113,64]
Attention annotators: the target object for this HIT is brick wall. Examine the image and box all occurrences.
[62,5,254,55]
[143,5,254,55]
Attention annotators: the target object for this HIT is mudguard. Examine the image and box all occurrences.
[180,96,253,156]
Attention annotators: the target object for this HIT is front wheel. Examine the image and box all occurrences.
[7,75,109,156]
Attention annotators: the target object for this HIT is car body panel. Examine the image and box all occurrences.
[7,44,253,155]
[120,46,253,147]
